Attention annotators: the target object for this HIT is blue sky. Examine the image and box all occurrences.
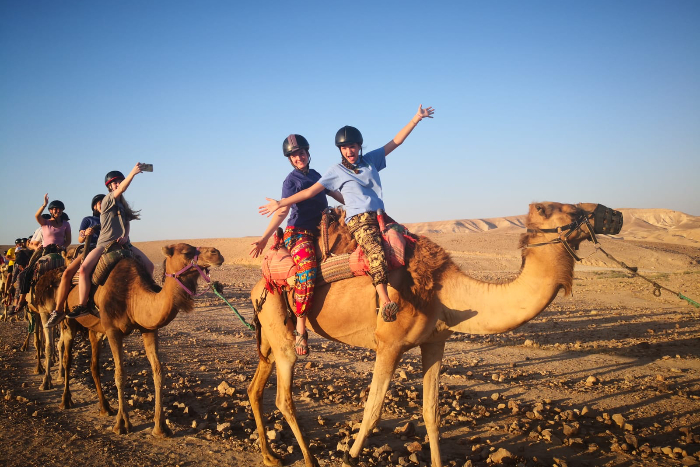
[1,0,699,242]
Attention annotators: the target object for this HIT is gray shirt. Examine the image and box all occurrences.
[96,192,130,249]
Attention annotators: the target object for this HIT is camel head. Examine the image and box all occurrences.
[520,202,623,257]
[162,243,224,274]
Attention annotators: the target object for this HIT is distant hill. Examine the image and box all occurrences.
[404,208,700,245]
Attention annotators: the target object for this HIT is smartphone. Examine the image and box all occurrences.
[142,164,153,172]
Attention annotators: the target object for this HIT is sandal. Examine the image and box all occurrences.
[293,330,309,358]
[380,301,399,322]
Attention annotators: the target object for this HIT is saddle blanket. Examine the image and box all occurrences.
[262,223,413,288]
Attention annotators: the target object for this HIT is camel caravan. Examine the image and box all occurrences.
[1,108,627,467]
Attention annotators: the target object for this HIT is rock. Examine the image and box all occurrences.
[216,422,231,432]
[217,381,235,396]
[585,376,598,387]
[491,393,500,401]
[612,413,625,428]
[266,429,279,441]
[408,453,420,463]
[682,457,699,466]
[624,434,639,449]
[488,448,513,464]
[394,421,415,437]
[562,423,579,437]
[406,441,422,453]
[374,444,392,457]
[541,429,563,445]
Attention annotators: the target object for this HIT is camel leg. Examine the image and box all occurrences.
[106,330,132,434]
[421,341,446,467]
[39,313,54,390]
[89,330,115,416]
[142,331,170,437]
[247,332,283,467]
[345,344,403,466]
[56,323,66,383]
[273,339,318,467]
[60,322,75,410]
[32,313,44,375]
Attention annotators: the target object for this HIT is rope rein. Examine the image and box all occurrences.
[595,245,699,308]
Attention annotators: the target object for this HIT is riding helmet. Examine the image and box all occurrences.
[105,170,125,188]
[334,126,363,147]
[283,134,310,157]
[48,200,65,210]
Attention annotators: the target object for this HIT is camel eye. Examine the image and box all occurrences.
[535,204,546,216]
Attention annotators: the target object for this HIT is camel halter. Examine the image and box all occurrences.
[164,248,211,296]
[523,204,623,262]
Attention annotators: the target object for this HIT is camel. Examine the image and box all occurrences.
[60,243,224,436]
[247,202,623,467]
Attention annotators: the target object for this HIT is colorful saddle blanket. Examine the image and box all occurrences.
[262,222,414,289]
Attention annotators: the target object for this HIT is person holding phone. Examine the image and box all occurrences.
[46,163,154,327]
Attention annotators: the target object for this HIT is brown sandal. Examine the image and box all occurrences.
[293,330,309,358]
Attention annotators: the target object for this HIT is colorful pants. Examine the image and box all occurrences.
[346,211,388,286]
[283,227,317,317]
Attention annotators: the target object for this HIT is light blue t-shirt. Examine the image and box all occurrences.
[318,147,386,221]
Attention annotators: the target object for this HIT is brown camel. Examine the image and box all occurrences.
[247,202,623,467]
[60,243,224,437]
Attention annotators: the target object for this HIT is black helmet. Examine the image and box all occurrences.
[15,238,22,244]
[91,194,105,210]
[335,126,363,147]
[105,170,125,187]
[282,134,310,157]
[48,200,65,210]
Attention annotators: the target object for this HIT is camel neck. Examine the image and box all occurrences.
[135,272,196,330]
[438,244,574,335]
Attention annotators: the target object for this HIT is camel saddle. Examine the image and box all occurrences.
[262,213,415,290]
[70,241,135,286]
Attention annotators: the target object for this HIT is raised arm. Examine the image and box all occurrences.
[35,194,49,226]
[383,104,434,157]
[112,162,144,198]
[259,182,325,217]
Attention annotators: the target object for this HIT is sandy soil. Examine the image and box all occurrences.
[1,229,700,467]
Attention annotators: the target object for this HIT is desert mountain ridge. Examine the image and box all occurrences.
[403,208,700,245]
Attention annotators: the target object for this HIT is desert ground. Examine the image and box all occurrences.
[1,207,699,467]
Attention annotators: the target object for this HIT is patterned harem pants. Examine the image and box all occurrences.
[283,227,317,317]
[346,211,388,286]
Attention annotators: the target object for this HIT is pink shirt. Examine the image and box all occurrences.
[42,221,70,247]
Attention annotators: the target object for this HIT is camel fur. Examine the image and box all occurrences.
[247,202,616,467]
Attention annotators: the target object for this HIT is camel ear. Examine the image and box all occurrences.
[162,245,175,257]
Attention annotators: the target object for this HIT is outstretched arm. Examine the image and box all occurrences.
[35,194,49,226]
[112,162,144,198]
[249,207,290,258]
[259,182,325,217]
[383,104,434,157]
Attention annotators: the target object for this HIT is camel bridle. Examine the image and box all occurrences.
[164,248,212,296]
[524,204,623,262]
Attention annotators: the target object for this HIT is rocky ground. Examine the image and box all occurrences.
[1,234,700,467]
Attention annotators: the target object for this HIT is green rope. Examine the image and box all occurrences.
[679,293,700,308]
[208,282,255,331]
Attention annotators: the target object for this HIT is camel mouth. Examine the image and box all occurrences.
[591,204,623,235]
